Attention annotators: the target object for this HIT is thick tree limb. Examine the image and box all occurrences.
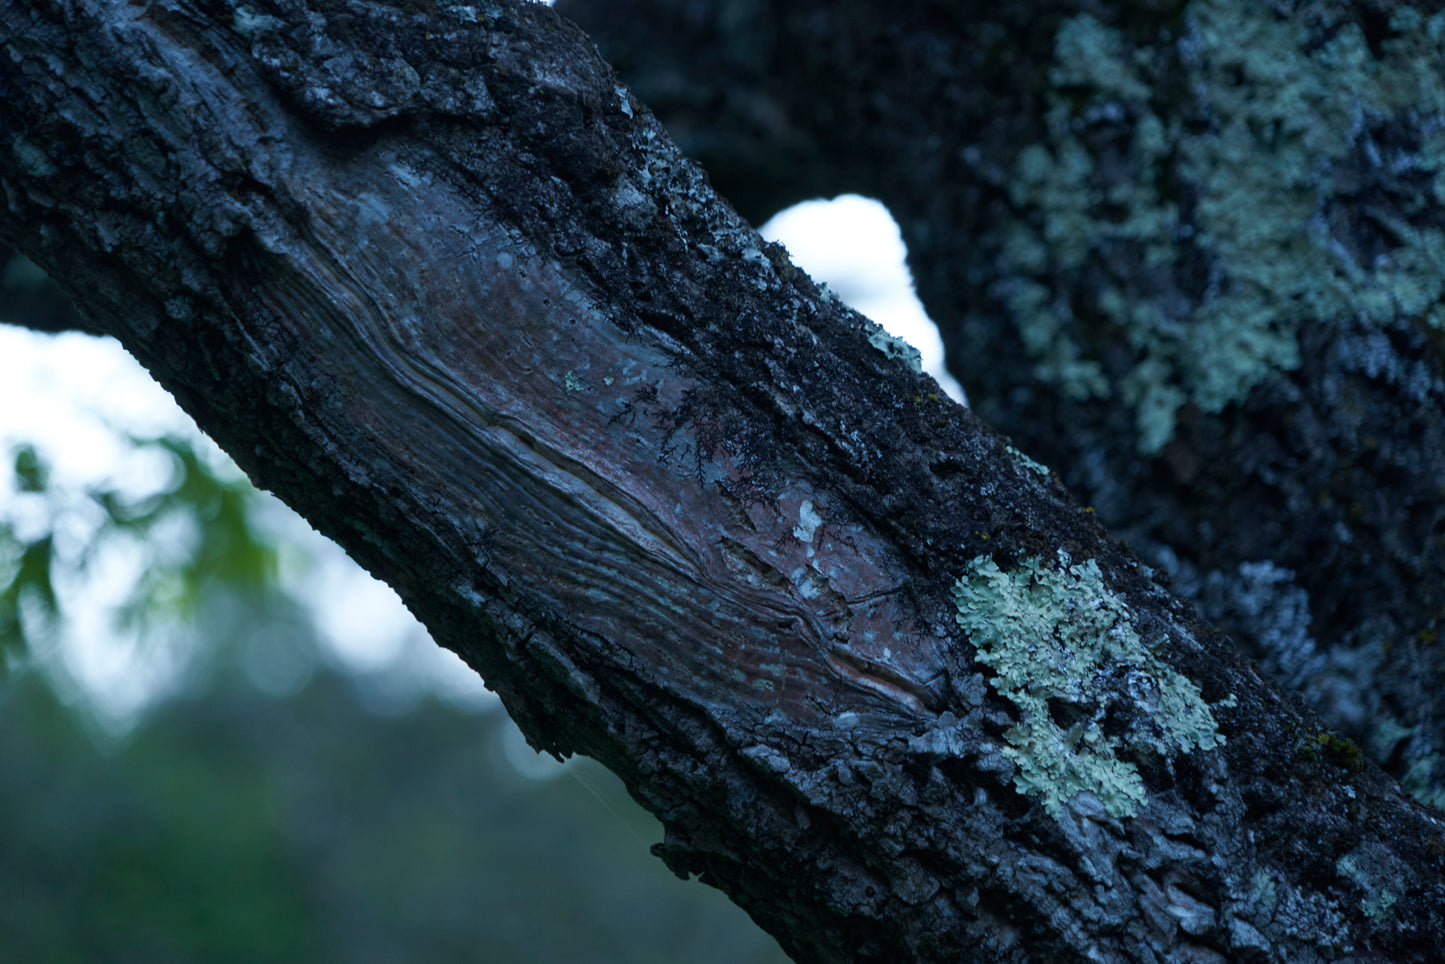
[2,0,1443,960]
[558,0,1445,813]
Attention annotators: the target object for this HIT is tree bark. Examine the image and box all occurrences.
[2,1,1443,961]
[557,0,1445,816]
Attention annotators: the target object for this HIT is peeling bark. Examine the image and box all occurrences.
[2,0,1443,961]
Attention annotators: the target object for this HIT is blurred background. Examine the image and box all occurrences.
[0,195,955,963]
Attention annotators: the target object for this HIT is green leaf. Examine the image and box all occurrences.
[13,444,48,493]
[0,532,59,668]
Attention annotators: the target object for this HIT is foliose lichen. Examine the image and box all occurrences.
[1402,752,1445,811]
[953,550,1231,818]
[1005,444,1051,477]
[1005,4,1445,454]
[1336,842,1410,921]
[866,320,924,373]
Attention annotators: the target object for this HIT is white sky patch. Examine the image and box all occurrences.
[0,329,186,486]
[760,194,966,403]
[52,528,188,724]
[0,328,193,726]
[0,325,495,727]
[302,553,414,670]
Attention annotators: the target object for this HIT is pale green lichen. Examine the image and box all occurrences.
[563,370,584,394]
[866,321,924,373]
[1402,752,1445,811]
[817,282,924,374]
[1005,444,1051,477]
[953,550,1230,818]
[1049,14,1152,102]
[1337,843,1409,921]
[232,5,281,36]
[1005,5,1445,454]
[1250,869,1278,915]
[1363,890,1399,921]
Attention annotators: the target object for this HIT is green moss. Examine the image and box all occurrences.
[953,551,1230,818]
[1295,729,1363,775]
[1005,4,1445,453]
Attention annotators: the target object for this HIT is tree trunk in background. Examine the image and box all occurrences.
[558,0,1445,816]
[2,1,1442,961]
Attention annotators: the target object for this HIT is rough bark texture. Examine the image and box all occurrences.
[2,1,1443,961]
[557,0,1445,818]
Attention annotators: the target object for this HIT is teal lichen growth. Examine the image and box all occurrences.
[1336,844,1409,921]
[1250,869,1278,915]
[818,281,923,374]
[1403,752,1445,811]
[866,321,924,373]
[1005,444,1051,477]
[231,4,282,37]
[953,550,1229,818]
[1374,719,1445,809]
[563,370,584,394]
[1004,5,1445,454]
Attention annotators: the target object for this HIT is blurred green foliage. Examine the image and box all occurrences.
[100,436,279,623]
[0,437,789,963]
[0,668,788,963]
[1,436,283,674]
[1,446,58,660]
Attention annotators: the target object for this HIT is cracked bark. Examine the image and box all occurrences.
[2,0,1443,961]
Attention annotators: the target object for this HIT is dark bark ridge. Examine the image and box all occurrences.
[3,0,1444,961]
[558,0,1445,819]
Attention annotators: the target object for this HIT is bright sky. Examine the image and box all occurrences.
[760,195,965,403]
[0,328,492,728]
[1,194,958,731]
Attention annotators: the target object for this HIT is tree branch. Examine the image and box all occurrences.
[2,0,1442,960]
[558,0,1445,813]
